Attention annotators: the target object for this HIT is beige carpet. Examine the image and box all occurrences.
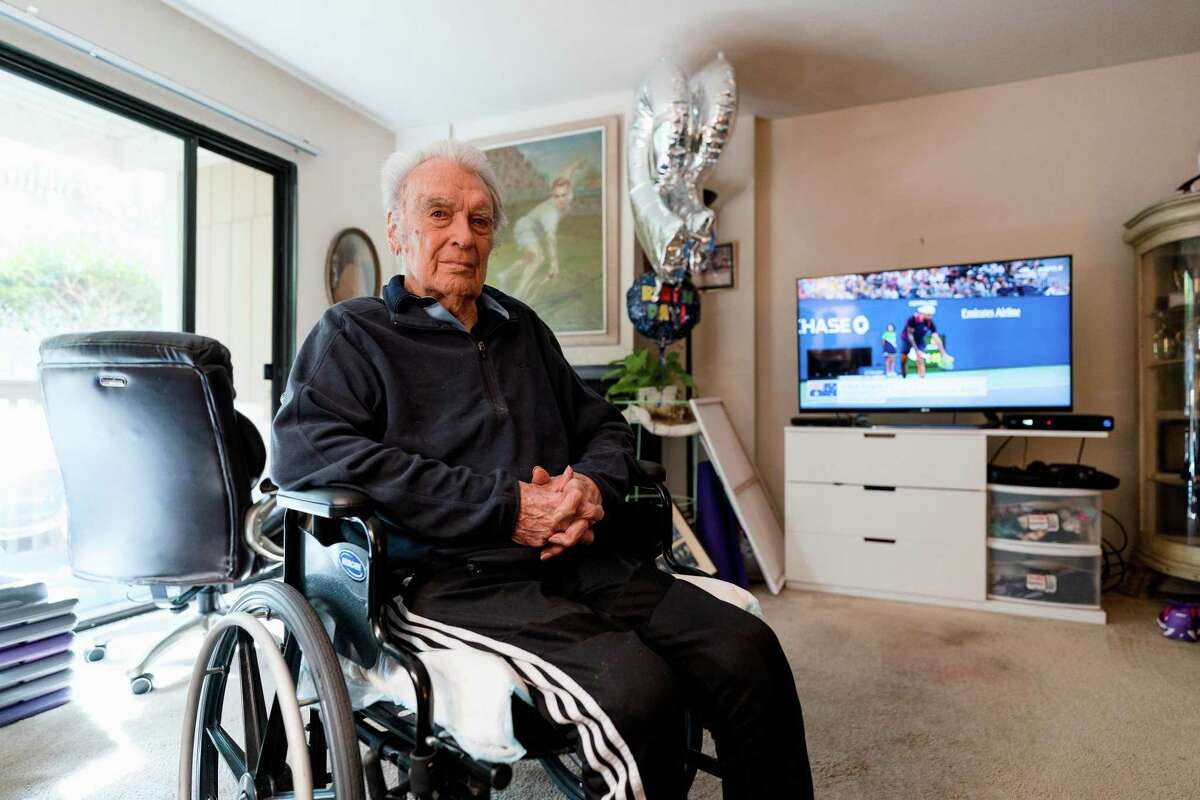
[1,590,1196,799]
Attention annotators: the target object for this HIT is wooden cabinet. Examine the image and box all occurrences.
[1124,192,1200,583]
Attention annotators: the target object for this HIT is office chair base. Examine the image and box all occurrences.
[124,597,222,694]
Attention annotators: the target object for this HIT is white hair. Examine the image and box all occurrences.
[380,139,506,231]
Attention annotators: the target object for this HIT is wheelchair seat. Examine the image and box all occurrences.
[317,573,761,764]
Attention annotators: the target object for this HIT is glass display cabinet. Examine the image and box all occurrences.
[1125,191,1200,582]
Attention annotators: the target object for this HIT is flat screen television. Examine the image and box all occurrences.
[796,255,1072,413]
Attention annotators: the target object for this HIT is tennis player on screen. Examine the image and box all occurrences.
[900,305,954,378]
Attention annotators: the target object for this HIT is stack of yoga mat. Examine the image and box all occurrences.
[0,576,77,727]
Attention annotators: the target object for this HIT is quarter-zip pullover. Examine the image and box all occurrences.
[270,275,636,559]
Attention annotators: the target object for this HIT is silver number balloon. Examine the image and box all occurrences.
[628,53,738,284]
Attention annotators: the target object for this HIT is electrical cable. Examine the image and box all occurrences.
[1076,438,1086,464]
[988,436,1013,465]
[1101,509,1129,592]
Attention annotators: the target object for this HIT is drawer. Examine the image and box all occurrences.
[786,483,984,544]
[987,543,1100,607]
[987,484,1101,546]
[786,532,985,601]
[785,429,984,490]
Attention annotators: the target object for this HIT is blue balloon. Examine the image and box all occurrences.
[626,272,701,347]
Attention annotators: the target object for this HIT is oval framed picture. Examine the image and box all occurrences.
[325,227,381,304]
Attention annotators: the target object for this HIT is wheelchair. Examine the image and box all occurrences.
[178,461,728,800]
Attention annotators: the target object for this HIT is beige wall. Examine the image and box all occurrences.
[694,114,757,460]
[0,0,396,346]
[757,51,1200,543]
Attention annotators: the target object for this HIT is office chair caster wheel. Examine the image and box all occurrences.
[179,581,364,800]
[83,643,107,663]
[130,673,155,695]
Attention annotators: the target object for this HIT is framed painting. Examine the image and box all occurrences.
[474,116,620,346]
[694,241,736,291]
[325,227,381,304]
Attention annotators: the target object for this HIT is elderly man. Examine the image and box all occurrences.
[272,140,813,800]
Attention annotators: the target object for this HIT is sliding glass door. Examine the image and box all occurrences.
[195,148,276,448]
[0,67,186,618]
[0,43,296,623]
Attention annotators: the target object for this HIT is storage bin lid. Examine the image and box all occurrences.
[988,483,1101,497]
[987,538,1102,557]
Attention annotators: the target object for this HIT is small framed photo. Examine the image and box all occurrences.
[325,228,381,304]
[695,241,736,291]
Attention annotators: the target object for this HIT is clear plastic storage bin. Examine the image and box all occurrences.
[987,541,1101,607]
[987,483,1101,546]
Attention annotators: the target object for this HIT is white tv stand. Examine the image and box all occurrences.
[784,425,1109,624]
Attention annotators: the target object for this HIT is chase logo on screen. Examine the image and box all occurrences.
[338,550,367,582]
[808,382,838,398]
[799,314,870,336]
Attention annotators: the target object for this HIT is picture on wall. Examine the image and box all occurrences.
[475,116,620,345]
[694,241,736,291]
[325,227,381,304]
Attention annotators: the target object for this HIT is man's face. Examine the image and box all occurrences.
[552,184,572,211]
[387,158,496,302]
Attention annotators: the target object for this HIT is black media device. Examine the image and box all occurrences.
[1001,413,1113,432]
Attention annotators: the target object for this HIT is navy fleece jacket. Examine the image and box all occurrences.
[270,276,636,558]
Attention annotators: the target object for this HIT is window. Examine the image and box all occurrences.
[0,42,296,624]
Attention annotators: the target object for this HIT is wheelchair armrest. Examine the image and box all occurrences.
[630,460,713,578]
[275,487,374,519]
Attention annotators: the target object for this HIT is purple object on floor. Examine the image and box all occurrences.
[0,687,71,727]
[1158,604,1199,642]
[695,461,749,588]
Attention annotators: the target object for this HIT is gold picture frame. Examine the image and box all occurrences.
[473,115,621,346]
[325,227,381,304]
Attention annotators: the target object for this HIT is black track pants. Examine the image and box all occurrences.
[388,549,815,799]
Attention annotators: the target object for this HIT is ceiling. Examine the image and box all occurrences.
[164,0,1200,132]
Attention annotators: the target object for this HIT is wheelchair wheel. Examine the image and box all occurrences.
[538,710,703,799]
[181,581,364,800]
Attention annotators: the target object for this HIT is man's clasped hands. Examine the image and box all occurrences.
[513,466,604,560]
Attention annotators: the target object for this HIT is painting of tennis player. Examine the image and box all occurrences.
[476,116,620,345]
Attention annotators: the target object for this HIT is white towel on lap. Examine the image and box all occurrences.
[337,647,533,764]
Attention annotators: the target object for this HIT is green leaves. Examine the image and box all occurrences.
[603,347,694,402]
[0,244,161,334]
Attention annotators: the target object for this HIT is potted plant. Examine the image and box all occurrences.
[603,349,695,424]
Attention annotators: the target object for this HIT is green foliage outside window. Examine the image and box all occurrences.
[0,245,160,334]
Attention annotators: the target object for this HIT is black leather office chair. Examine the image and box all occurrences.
[37,331,281,693]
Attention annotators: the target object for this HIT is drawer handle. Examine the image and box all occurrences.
[863,432,896,439]
[863,485,896,492]
[864,537,897,544]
